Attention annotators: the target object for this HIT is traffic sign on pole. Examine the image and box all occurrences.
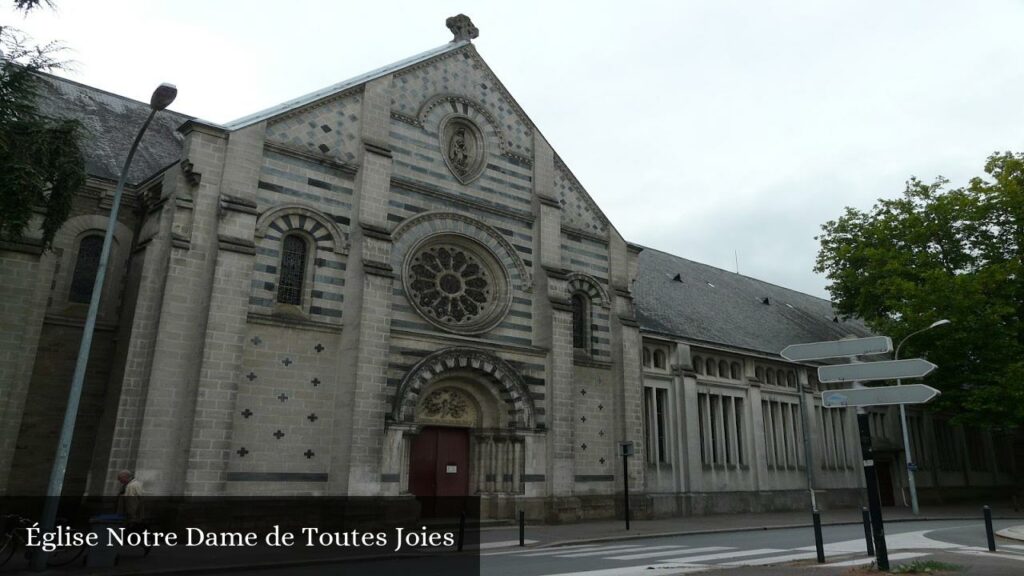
[821,384,940,408]
[781,336,892,362]
[817,358,937,384]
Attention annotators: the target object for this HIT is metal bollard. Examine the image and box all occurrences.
[983,505,996,552]
[812,509,825,563]
[458,511,466,552]
[519,510,525,547]
[862,507,874,556]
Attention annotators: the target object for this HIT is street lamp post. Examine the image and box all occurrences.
[896,319,950,516]
[31,83,177,572]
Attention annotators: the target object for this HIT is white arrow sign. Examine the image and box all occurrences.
[817,358,937,384]
[822,384,941,408]
[780,336,893,362]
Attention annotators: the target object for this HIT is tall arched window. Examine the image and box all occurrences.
[277,234,308,305]
[571,293,589,350]
[694,356,704,374]
[642,348,652,367]
[69,234,104,303]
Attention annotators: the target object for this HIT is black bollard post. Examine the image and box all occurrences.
[862,507,874,556]
[984,506,996,552]
[812,509,825,563]
[458,511,466,552]
[519,510,525,547]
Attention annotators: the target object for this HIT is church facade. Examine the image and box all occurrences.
[0,16,1017,520]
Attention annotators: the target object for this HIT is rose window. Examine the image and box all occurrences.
[404,237,511,334]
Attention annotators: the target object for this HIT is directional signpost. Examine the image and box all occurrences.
[822,384,940,408]
[781,335,941,572]
[781,336,892,362]
[817,358,937,384]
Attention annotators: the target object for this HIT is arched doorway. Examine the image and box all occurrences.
[383,348,539,517]
[408,385,480,504]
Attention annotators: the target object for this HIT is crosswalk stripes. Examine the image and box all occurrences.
[657,548,785,564]
[1003,544,1024,551]
[606,546,729,560]
[557,545,651,558]
[482,538,1000,571]
[519,544,640,557]
[721,550,820,566]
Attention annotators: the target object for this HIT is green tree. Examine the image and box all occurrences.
[0,0,85,248]
[815,152,1024,427]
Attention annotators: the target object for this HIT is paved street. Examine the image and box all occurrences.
[477,519,1024,575]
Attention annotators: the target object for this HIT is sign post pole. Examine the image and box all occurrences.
[620,441,633,530]
[857,411,889,570]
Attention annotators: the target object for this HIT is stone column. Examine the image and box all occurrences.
[748,382,767,491]
[133,120,229,495]
[100,174,179,494]
[533,134,574,498]
[609,236,644,496]
[335,76,396,496]
[0,240,55,495]
[183,122,266,495]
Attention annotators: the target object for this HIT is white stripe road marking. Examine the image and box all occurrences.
[557,544,649,557]
[473,539,539,550]
[953,549,1024,562]
[723,551,819,566]
[819,552,928,567]
[519,544,641,557]
[657,548,785,564]
[607,546,728,560]
[536,565,710,576]
[1004,544,1024,551]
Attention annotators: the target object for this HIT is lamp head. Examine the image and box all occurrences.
[150,83,177,111]
[929,319,951,329]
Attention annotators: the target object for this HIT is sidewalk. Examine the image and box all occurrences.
[996,524,1024,542]
[7,503,1021,575]
[479,502,1024,547]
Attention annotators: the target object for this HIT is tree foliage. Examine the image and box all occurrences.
[0,0,85,247]
[815,152,1024,427]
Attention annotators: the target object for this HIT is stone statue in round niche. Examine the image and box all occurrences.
[440,116,485,184]
[404,235,511,335]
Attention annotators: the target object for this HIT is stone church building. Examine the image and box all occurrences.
[0,16,1017,520]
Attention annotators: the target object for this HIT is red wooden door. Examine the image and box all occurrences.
[408,427,470,498]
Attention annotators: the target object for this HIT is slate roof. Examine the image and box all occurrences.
[33,72,193,186]
[634,246,872,357]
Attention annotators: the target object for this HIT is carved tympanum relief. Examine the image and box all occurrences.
[417,387,477,427]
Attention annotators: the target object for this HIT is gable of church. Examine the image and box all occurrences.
[554,157,609,236]
[264,90,363,164]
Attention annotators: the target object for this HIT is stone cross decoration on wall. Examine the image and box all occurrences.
[447,14,479,42]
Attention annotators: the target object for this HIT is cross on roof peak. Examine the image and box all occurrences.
[446,14,479,42]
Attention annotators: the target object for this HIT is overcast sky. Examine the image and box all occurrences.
[8,0,1024,298]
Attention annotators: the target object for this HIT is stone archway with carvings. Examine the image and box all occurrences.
[391,347,536,430]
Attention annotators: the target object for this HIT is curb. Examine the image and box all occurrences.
[527,514,1024,549]
[996,526,1024,542]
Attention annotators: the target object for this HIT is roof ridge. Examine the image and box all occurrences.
[223,40,469,130]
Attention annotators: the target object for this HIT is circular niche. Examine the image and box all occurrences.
[404,235,511,335]
[440,115,486,184]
